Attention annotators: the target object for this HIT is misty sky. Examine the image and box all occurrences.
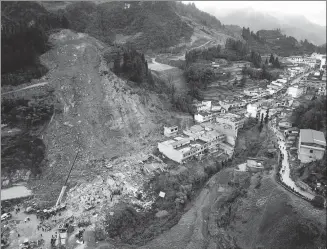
[184,1,326,26]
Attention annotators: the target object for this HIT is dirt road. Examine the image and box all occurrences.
[1,82,49,95]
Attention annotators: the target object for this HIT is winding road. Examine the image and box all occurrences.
[270,125,315,200]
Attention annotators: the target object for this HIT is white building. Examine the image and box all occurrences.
[158,126,226,163]
[215,113,245,146]
[298,129,326,163]
[194,111,219,123]
[320,56,326,70]
[271,81,283,87]
[164,126,178,137]
[193,101,212,112]
[287,85,304,98]
[276,78,287,84]
[246,103,260,118]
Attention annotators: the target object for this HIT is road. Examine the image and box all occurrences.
[269,119,315,200]
[1,82,48,95]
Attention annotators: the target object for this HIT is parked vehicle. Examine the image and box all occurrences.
[1,213,12,222]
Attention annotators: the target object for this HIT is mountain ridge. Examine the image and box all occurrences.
[214,7,326,46]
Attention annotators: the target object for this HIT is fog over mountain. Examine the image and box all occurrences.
[204,7,326,46]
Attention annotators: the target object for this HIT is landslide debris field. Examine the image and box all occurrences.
[1,29,326,249]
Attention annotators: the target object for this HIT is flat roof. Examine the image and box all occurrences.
[216,113,244,122]
[198,130,223,142]
[177,139,206,152]
[300,129,326,146]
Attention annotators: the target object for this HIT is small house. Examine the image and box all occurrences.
[164,126,178,137]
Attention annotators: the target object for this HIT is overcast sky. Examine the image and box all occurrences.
[183,1,326,26]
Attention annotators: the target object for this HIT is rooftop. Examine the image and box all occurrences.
[195,110,219,116]
[216,113,244,122]
[300,129,326,146]
[198,130,223,142]
[177,138,206,153]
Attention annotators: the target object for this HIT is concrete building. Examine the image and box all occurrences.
[215,113,245,145]
[246,103,259,118]
[298,129,326,163]
[271,81,283,87]
[194,111,219,123]
[320,55,326,70]
[279,120,292,129]
[246,158,264,172]
[158,126,226,163]
[211,105,222,111]
[193,101,212,112]
[164,126,178,137]
[219,100,247,111]
[318,86,326,96]
[244,87,264,97]
[287,85,304,98]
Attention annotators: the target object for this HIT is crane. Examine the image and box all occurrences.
[55,149,80,207]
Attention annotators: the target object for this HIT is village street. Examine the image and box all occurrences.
[269,123,315,200]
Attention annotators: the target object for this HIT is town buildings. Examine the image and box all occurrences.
[298,129,326,163]
[194,111,219,123]
[193,100,212,112]
[246,103,260,118]
[278,120,292,129]
[215,113,245,146]
[158,111,246,163]
[287,85,304,98]
[158,125,226,163]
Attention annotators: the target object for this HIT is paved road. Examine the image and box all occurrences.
[269,124,315,200]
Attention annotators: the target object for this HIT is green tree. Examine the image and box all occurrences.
[273,57,280,68]
[312,195,325,209]
[264,109,269,124]
[269,54,275,64]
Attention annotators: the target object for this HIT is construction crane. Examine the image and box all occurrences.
[55,149,80,207]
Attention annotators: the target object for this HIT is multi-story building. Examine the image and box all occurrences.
[287,85,304,98]
[193,101,212,112]
[246,103,260,118]
[320,56,326,70]
[318,86,326,96]
[219,100,247,111]
[194,111,219,123]
[215,113,245,145]
[298,129,326,163]
[158,126,226,163]
[243,87,264,97]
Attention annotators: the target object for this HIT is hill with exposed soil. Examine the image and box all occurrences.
[1,29,192,203]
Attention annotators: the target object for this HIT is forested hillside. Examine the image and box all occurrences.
[291,96,327,198]
[1,1,68,86]
[243,27,323,56]
[64,1,194,50]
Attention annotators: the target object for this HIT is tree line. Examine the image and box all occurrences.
[241,27,265,44]
[1,1,69,85]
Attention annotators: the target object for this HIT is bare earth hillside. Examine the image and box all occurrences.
[26,29,191,205]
